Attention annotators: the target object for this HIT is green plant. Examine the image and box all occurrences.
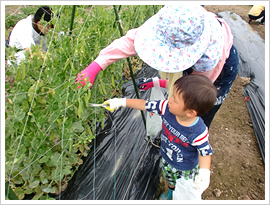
[5,5,163,200]
[5,5,39,29]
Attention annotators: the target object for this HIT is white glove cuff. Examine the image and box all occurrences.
[199,168,210,177]
[121,98,126,107]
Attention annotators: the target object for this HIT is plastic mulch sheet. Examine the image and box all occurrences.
[59,11,266,200]
[218,11,265,163]
[59,65,167,200]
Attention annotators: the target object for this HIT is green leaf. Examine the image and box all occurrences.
[39,156,50,164]
[77,98,83,118]
[40,194,56,200]
[42,186,57,194]
[31,138,40,151]
[32,192,43,200]
[62,165,72,175]
[13,93,26,104]
[72,121,84,133]
[49,132,60,141]
[15,67,21,81]
[14,109,25,122]
[49,112,59,124]
[28,82,36,103]
[21,100,29,111]
[12,174,24,185]
[51,167,61,181]
[25,187,34,195]
[50,152,60,167]
[100,80,107,95]
[29,179,40,189]
[111,75,115,87]
[31,162,42,175]
[23,136,32,148]
[45,160,55,168]
[20,165,32,182]
[39,170,49,184]
[14,187,25,200]
[84,90,91,108]
[21,62,26,80]
[67,154,77,165]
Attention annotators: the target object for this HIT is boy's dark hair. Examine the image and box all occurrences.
[34,6,53,23]
[174,75,217,116]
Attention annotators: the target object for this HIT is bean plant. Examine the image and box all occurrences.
[5,5,163,200]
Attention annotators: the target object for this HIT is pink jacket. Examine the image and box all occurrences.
[94,13,233,83]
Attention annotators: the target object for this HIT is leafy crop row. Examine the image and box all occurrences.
[5,5,163,200]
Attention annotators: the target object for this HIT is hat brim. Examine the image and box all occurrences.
[134,11,217,73]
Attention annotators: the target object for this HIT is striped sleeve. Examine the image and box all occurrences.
[159,100,168,115]
[191,127,214,156]
[191,128,209,146]
[145,100,168,115]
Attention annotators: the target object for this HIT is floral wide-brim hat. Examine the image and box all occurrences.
[134,5,224,73]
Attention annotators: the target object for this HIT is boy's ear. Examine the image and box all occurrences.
[186,109,197,118]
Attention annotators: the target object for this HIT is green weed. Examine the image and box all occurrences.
[5,5,163,200]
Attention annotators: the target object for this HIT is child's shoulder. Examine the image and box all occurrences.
[192,117,208,132]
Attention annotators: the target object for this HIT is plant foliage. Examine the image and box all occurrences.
[5,5,163,200]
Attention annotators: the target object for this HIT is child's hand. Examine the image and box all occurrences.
[136,78,154,90]
[192,168,210,193]
[106,98,126,110]
[136,78,167,90]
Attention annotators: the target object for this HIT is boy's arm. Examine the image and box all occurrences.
[107,98,166,114]
[107,98,147,111]
[193,154,211,193]
[126,99,146,111]
[198,154,211,170]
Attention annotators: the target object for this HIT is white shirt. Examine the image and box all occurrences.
[8,15,46,65]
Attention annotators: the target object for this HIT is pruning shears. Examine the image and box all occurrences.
[89,101,114,112]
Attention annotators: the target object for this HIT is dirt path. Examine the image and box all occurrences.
[202,5,265,200]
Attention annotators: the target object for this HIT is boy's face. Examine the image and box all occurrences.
[168,87,190,118]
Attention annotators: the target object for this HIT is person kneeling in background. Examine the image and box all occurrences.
[7,6,54,65]
[248,5,265,25]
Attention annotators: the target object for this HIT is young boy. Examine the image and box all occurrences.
[7,6,54,65]
[107,74,217,200]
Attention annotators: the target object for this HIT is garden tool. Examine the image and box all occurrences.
[89,101,115,112]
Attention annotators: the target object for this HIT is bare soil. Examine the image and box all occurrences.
[202,5,265,200]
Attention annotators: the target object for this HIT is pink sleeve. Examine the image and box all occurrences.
[94,28,139,70]
[192,16,234,82]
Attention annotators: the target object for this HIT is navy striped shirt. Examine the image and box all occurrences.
[146,100,214,170]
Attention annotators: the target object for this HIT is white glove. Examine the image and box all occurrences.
[192,169,210,193]
[107,98,126,110]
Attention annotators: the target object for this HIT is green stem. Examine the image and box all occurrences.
[113,5,146,128]
[69,5,76,36]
